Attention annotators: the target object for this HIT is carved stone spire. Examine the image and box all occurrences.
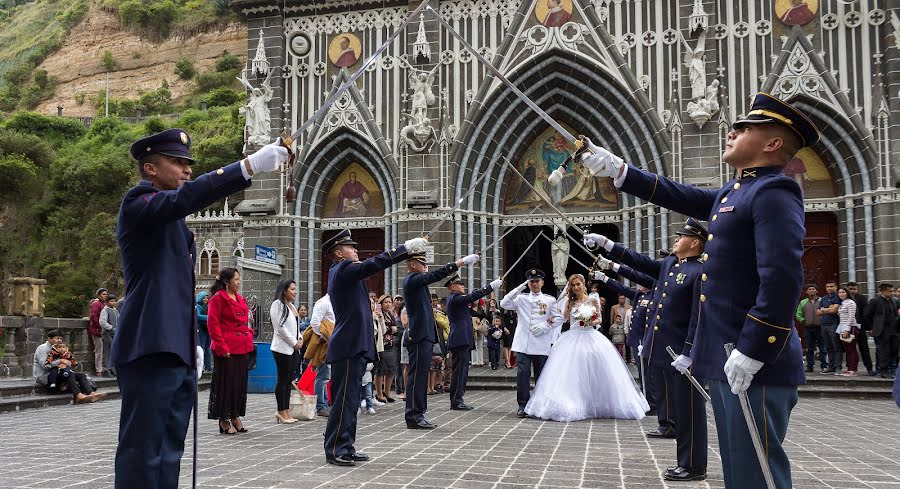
[413,15,432,62]
[251,31,269,77]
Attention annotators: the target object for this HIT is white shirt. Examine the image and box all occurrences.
[500,286,564,355]
[269,300,299,355]
[309,295,335,337]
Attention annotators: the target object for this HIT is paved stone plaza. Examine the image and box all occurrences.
[0,389,898,489]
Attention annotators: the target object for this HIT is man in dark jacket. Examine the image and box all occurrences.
[113,129,288,488]
[444,274,499,410]
[865,284,900,379]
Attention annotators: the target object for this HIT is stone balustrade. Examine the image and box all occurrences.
[0,316,96,378]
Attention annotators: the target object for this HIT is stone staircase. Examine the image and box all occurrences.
[0,375,212,413]
[463,364,895,399]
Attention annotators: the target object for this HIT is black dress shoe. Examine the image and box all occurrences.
[663,466,706,481]
[407,420,437,429]
[451,403,474,411]
[516,409,527,418]
[349,452,369,462]
[326,456,356,467]
[646,429,676,439]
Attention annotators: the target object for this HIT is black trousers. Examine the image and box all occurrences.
[449,346,471,407]
[876,332,899,372]
[857,329,873,370]
[405,341,433,424]
[663,368,708,470]
[323,356,366,460]
[488,347,500,368]
[272,350,300,411]
[652,365,676,435]
[115,353,195,489]
[515,352,547,409]
[51,371,94,396]
[635,347,656,410]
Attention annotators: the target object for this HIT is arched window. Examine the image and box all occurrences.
[198,250,210,275]
[210,250,220,275]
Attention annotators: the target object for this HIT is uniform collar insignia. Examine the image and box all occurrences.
[738,166,782,179]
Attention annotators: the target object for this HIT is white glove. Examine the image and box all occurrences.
[404,237,428,254]
[489,279,502,291]
[637,344,643,356]
[247,142,289,174]
[724,348,764,394]
[671,354,692,374]
[195,346,204,380]
[583,233,613,252]
[462,254,480,266]
[518,280,530,291]
[579,137,624,178]
[529,324,546,337]
[592,271,608,282]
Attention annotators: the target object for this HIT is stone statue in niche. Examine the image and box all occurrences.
[551,230,570,287]
[681,29,720,128]
[399,59,440,152]
[238,69,273,147]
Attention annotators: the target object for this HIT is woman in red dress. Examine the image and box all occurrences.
[207,267,254,434]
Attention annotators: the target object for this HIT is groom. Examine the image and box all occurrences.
[499,269,564,417]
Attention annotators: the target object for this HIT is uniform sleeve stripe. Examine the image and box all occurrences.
[746,313,791,331]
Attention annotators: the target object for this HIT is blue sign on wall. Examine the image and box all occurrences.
[255,245,277,264]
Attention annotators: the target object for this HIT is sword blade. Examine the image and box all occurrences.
[288,0,431,143]
[424,6,576,145]
[665,346,712,403]
[481,205,541,253]
[500,232,543,281]
[540,232,591,272]
[501,156,587,237]
[425,168,491,238]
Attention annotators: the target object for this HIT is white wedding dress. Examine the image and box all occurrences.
[524,300,649,422]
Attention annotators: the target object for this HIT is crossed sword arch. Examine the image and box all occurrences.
[191,3,774,488]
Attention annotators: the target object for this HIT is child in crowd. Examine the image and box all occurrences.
[360,362,376,414]
[609,314,626,358]
[47,343,76,389]
[487,315,503,370]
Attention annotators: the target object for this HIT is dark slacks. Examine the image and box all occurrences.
[323,356,366,460]
[651,365,676,434]
[876,332,900,373]
[405,341,433,424]
[708,380,797,489]
[804,327,827,370]
[635,348,656,409]
[856,329,873,370]
[663,368,707,471]
[488,347,500,368]
[51,370,95,396]
[272,350,300,411]
[822,328,843,370]
[449,346,471,407]
[115,353,196,489]
[515,352,547,409]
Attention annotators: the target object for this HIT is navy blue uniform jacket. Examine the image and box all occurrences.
[620,164,805,385]
[326,245,408,363]
[598,264,655,349]
[446,286,493,350]
[403,263,459,345]
[112,161,251,368]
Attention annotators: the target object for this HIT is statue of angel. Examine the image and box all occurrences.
[237,69,273,146]
[401,58,440,123]
[681,29,707,101]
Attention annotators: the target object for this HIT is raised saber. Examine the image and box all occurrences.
[499,232,543,281]
[665,346,712,403]
[724,343,777,489]
[539,233,591,272]
[532,204,599,259]
[424,168,491,239]
[500,156,588,237]
[426,6,592,181]
[638,347,647,394]
[480,206,542,253]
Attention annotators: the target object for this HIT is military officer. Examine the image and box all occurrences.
[445,274,501,410]
[499,269,565,417]
[322,230,425,466]
[586,219,710,481]
[404,251,479,429]
[113,129,288,488]
[582,93,818,489]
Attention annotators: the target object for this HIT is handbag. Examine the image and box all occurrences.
[289,391,317,420]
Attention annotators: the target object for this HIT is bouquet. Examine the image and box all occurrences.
[573,303,599,327]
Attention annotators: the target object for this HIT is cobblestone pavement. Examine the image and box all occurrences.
[1,390,898,489]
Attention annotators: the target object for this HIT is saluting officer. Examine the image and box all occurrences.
[499,269,565,418]
[586,219,710,481]
[582,93,818,489]
[444,274,501,410]
[322,230,424,466]
[404,251,479,429]
[114,129,288,488]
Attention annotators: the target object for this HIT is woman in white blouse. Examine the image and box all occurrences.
[270,279,303,423]
[836,286,860,376]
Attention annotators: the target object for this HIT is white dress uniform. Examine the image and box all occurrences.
[500,285,564,356]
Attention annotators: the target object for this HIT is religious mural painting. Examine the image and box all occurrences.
[784,147,836,199]
[505,124,618,213]
[328,33,362,68]
[775,0,818,26]
[323,162,385,218]
[534,0,574,27]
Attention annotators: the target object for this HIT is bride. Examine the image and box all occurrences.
[525,273,649,421]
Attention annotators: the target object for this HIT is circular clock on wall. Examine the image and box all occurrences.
[288,32,311,59]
